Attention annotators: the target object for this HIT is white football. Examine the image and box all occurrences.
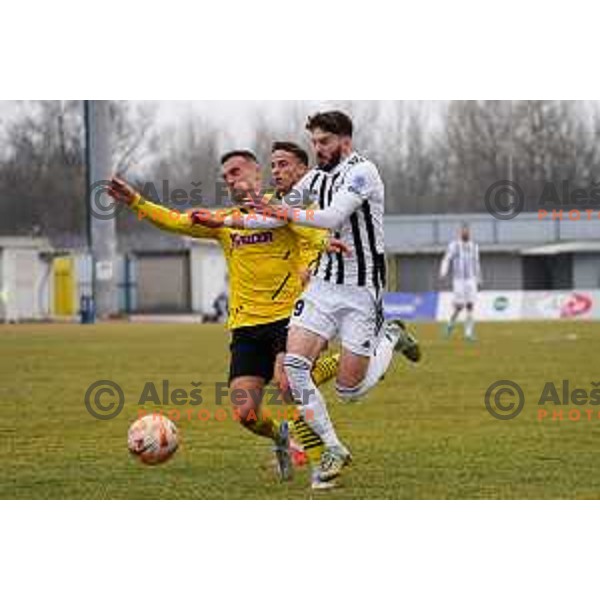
[128,414,179,465]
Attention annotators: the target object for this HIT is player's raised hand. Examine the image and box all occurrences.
[222,210,245,228]
[327,237,352,256]
[245,200,290,220]
[299,267,312,287]
[107,176,139,205]
[189,208,227,229]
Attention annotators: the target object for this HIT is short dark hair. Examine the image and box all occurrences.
[306,110,353,138]
[220,149,258,165]
[271,141,309,166]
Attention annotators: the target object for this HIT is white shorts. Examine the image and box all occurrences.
[453,278,478,306]
[290,278,381,356]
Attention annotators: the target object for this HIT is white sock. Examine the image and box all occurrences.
[465,312,475,338]
[336,328,397,402]
[283,354,343,450]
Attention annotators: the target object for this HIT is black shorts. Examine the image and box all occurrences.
[228,318,289,383]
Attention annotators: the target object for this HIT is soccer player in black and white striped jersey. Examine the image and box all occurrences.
[242,111,422,484]
[439,224,481,341]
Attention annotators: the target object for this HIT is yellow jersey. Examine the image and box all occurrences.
[129,195,327,330]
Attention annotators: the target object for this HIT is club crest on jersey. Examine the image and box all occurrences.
[349,174,367,195]
[230,231,273,248]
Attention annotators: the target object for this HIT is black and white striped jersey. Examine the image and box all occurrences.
[439,240,481,281]
[292,152,386,296]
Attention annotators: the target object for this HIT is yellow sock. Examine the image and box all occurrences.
[243,413,280,442]
[291,415,325,465]
[312,353,340,387]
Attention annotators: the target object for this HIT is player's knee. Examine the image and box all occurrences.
[229,385,261,426]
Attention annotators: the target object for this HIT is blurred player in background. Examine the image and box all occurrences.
[439,224,481,341]
[108,149,343,486]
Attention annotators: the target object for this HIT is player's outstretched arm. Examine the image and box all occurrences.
[222,209,287,230]
[245,192,361,231]
[108,176,224,239]
[226,192,352,231]
[247,163,377,230]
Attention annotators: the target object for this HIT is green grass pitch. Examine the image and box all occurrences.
[2,321,600,499]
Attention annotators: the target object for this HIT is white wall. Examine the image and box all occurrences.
[189,242,227,314]
[0,247,46,321]
[573,254,600,289]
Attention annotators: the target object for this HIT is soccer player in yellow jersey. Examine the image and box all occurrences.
[107,147,343,484]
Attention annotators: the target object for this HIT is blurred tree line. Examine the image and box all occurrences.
[1,100,600,246]
[0,101,156,245]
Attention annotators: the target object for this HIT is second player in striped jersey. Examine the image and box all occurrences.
[439,224,481,341]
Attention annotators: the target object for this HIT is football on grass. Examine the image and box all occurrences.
[128,414,179,465]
